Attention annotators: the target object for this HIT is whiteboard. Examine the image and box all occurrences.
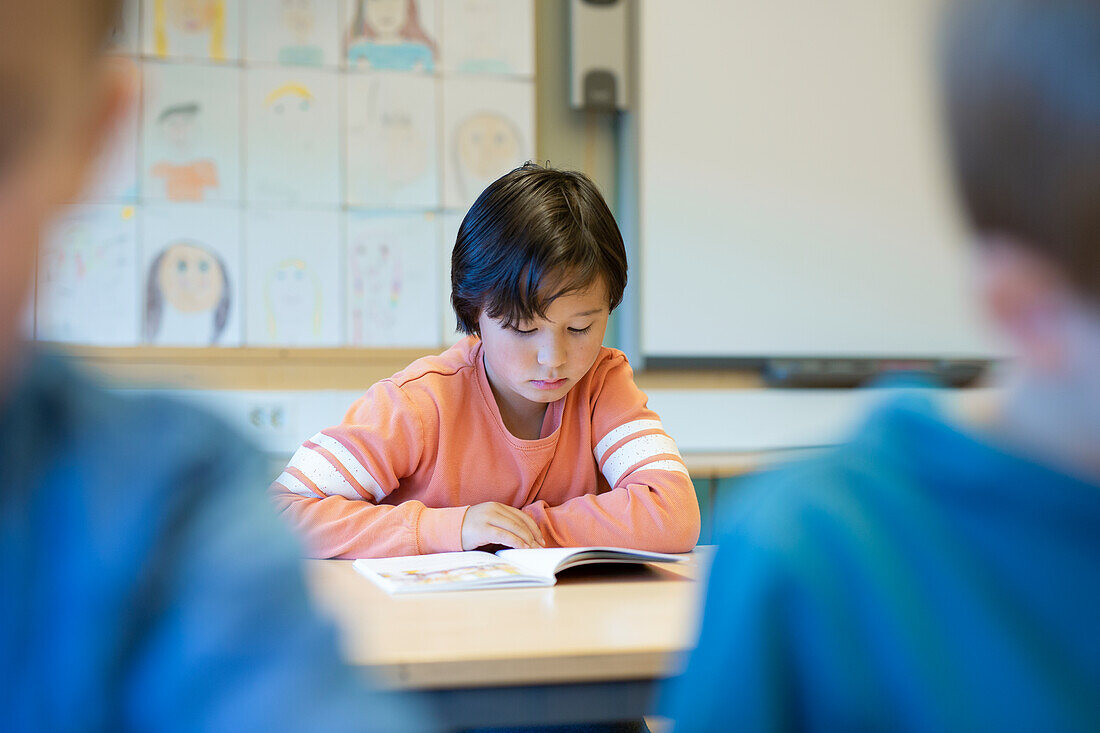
[637,0,998,360]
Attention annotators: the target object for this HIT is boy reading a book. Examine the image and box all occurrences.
[273,163,700,558]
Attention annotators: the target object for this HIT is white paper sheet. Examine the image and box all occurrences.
[440,0,534,77]
[141,62,241,203]
[442,78,535,209]
[346,73,439,209]
[245,67,341,205]
[36,204,141,345]
[243,0,341,67]
[142,0,242,62]
[439,211,464,345]
[345,211,440,346]
[244,209,342,346]
[140,204,242,346]
[343,0,439,72]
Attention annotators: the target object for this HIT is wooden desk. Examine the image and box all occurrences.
[304,552,710,728]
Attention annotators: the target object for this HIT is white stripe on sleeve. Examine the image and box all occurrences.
[309,432,386,501]
[593,419,664,463]
[601,433,683,487]
[623,459,690,478]
[275,471,320,499]
[287,445,362,500]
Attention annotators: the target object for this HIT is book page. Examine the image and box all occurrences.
[353,551,551,594]
[497,547,689,578]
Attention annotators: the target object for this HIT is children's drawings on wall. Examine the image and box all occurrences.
[244,210,341,346]
[244,0,340,67]
[441,0,533,77]
[35,1,539,350]
[36,205,140,345]
[142,63,240,202]
[346,73,439,209]
[344,0,438,72]
[246,68,340,205]
[346,212,440,346]
[443,78,534,209]
[141,205,241,345]
[142,0,241,62]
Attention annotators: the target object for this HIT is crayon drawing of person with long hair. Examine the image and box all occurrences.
[346,0,436,72]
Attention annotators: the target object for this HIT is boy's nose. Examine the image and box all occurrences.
[537,338,567,368]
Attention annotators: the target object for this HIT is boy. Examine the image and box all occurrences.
[664,0,1100,729]
[0,1,429,730]
[273,163,700,558]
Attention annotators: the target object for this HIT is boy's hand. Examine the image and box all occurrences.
[461,502,546,550]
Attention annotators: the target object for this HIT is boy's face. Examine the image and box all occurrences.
[478,278,611,417]
[0,2,127,380]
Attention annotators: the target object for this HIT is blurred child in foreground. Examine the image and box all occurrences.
[664,0,1100,729]
[0,2,432,730]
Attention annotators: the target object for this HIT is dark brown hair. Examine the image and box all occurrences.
[450,162,628,335]
[940,0,1100,299]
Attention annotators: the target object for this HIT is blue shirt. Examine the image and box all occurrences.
[663,394,1100,731]
[346,41,434,72]
[0,351,434,732]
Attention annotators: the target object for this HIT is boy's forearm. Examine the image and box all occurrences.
[273,492,467,558]
[521,472,700,552]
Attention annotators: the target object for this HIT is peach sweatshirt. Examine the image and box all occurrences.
[272,336,700,558]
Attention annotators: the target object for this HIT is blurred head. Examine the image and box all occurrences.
[451,163,627,410]
[940,0,1100,376]
[0,0,131,379]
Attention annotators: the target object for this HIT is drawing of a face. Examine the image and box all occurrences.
[158,104,200,155]
[265,258,321,339]
[168,0,220,34]
[365,0,409,40]
[281,0,316,43]
[456,112,521,182]
[268,259,310,309]
[380,111,427,186]
[266,84,317,156]
[156,242,224,313]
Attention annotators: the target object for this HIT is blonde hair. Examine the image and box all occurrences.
[154,0,226,60]
[264,83,314,107]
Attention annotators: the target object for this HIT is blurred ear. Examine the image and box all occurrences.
[975,235,1073,374]
[59,57,137,203]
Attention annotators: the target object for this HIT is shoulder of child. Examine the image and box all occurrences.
[386,336,481,389]
[584,346,637,386]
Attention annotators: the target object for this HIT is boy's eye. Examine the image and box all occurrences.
[509,325,537,335]
[569,325,593,335]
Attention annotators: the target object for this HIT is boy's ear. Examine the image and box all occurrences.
[61,57,137,203]
[976,236,1072,374]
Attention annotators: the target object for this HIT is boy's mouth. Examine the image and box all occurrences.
[530,378,568,391]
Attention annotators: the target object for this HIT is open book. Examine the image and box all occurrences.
[352,547,688,594]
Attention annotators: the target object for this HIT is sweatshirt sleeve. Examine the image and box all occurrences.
[522,353,701,552]
[270,380,468,558]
